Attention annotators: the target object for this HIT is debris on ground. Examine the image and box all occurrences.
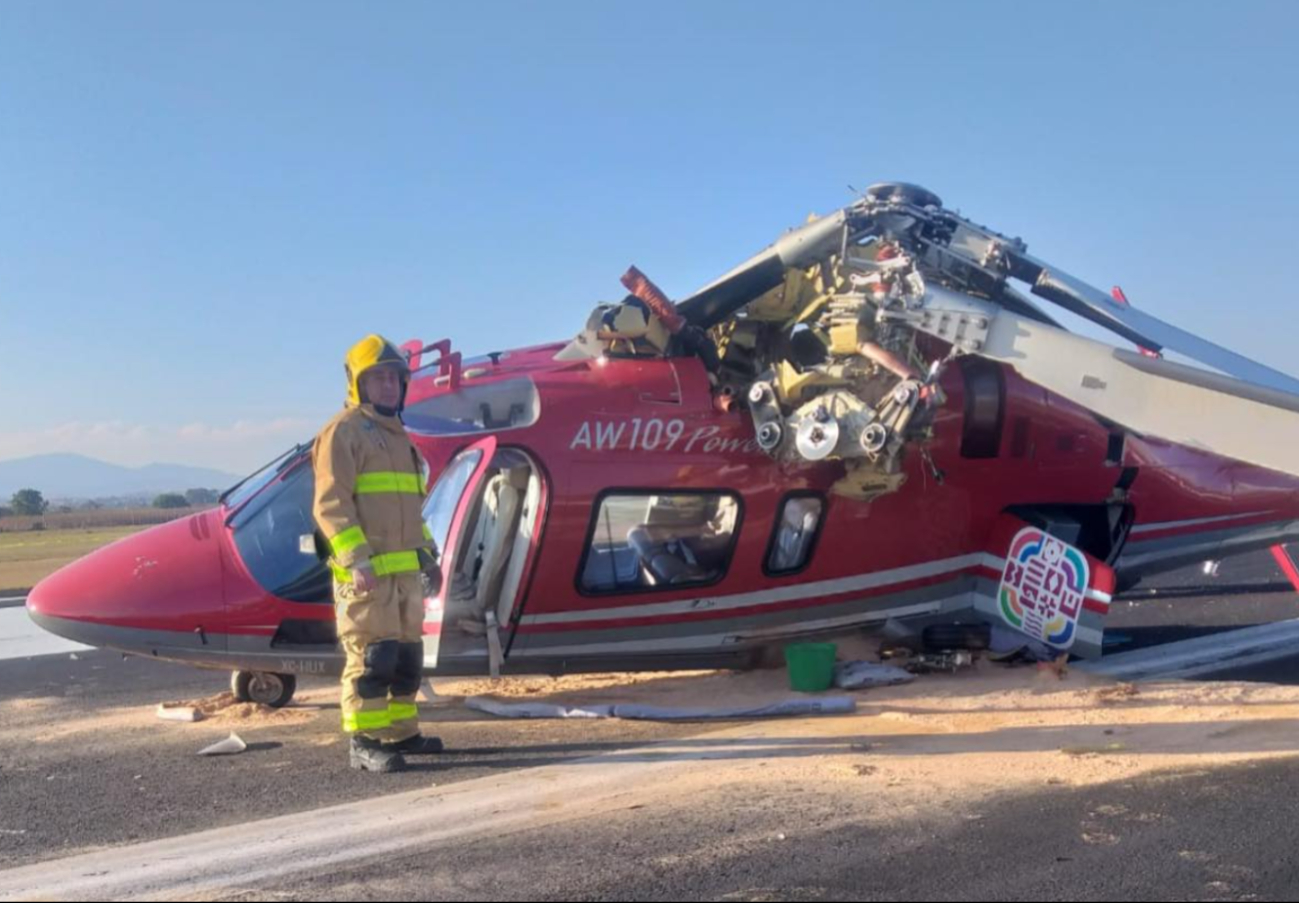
[463,696,857,721]
[617,698,857,721]
[833,660,915,690]
[987,625,1058,664]
[1093,682,1141,704]
[154,692,318,726]
[197,733,247,757]
[464,699,612,720]
[156,703,204,723]
[905,650,975,674]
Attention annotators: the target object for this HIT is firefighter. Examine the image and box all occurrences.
[312,335,445,773]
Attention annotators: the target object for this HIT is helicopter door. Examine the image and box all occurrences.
[421,437,497,669]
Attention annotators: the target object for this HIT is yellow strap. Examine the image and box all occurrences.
[343,709,393,733]
[422,522,434,542]
[329,525,368,557]
[355,472,423,495]
[389,702,419,723]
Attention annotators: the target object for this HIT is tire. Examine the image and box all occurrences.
[231,671,297,708]
[922,622,991,652]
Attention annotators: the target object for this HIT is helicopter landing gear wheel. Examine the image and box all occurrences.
[231,671,297,708]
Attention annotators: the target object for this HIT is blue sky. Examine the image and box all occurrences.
[2,1,1297,472]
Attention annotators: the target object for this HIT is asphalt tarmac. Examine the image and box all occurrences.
[1,550,1296,900]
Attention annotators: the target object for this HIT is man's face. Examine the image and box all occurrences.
[360,366,404,409]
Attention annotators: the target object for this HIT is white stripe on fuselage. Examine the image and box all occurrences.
[514,551,1115,630]
[514,597,968,656]
[1129,511,1274,537]
[517,553,1006,628]
[513,591,1106,658]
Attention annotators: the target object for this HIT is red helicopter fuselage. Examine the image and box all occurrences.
[26,340,1299,681]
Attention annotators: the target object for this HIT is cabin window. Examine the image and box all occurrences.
[404,377,541,437]
[580,492,741,593]
[766,494,825,575]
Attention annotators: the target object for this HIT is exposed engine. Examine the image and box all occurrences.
[713,236,951,499]
[702,183,1018,500]
[563,181,1299,500]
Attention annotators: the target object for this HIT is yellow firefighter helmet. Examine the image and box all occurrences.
[344,335,411,407]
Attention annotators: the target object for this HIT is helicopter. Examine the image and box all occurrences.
[27,183,1299,707]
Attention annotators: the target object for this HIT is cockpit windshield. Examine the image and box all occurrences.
[220,443,309,514]
[227,453,331,603]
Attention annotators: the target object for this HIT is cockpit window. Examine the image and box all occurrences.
[404,378,540,437]
[221,443,308,514]
[228,458,331,603]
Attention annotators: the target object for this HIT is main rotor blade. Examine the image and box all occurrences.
[979,312,1299,479]
[1006,250,1299,396]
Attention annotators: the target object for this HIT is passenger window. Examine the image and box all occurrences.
[404,377,541,437]
[767,495,824,575]
[580,493,740,593]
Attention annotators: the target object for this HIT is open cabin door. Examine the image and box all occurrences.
[422,437,497,669]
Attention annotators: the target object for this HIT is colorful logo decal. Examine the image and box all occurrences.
[998,528,1090,650]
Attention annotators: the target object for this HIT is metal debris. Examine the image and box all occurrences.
[197,733,248,757]
[833,660,915,690]
[905,651,975,674]
[156,703,204,723]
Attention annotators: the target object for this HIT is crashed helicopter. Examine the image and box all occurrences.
[27,182,1299,706]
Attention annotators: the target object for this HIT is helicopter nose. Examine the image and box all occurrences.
[27,510,228,651]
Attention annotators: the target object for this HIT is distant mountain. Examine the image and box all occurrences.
[0,454,243,501]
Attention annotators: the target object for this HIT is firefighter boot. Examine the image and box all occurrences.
[384,734,445,756]
[350,736,407,773]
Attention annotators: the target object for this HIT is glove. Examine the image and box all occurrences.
[418,548,443,598]
[421,568,443,599]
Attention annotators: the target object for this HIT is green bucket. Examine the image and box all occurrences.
[784,642,837,692]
